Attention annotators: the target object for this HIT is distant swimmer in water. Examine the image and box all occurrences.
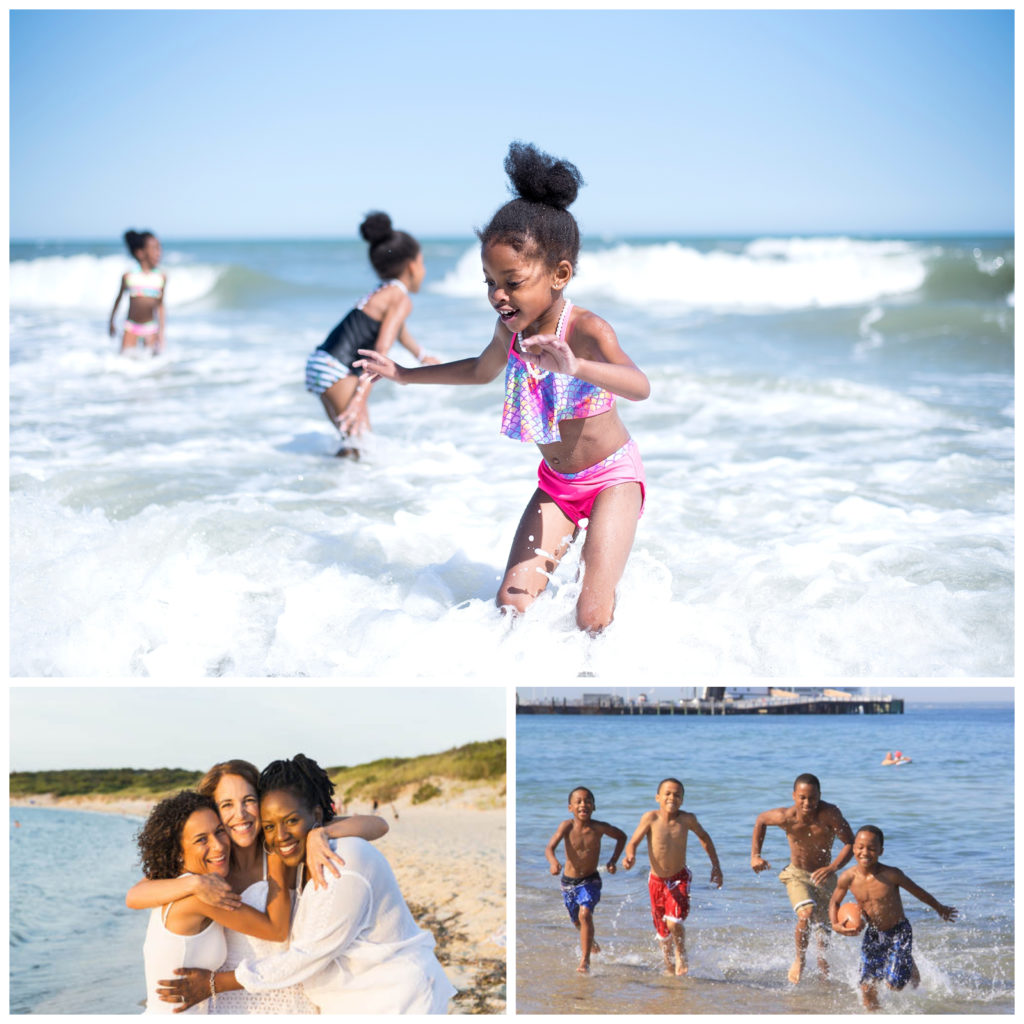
[881,751,912,766]
[357,142,651,634]
[305,212,439,459]
[109,229,166,355]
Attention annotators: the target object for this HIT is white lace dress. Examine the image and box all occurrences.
[235,838,456,1014]
[209,854,317,1015]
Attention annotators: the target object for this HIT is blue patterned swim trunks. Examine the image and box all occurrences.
[561,871,602,924]
[860,918,914,989]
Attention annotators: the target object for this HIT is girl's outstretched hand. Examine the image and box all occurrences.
[519,333,578,377]
[355,349,402,384]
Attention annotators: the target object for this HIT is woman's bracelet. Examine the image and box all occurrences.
[209,970,217,1005]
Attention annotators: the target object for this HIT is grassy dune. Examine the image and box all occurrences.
[9,739,506,807]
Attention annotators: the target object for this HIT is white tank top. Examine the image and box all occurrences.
[143,884,226,1014]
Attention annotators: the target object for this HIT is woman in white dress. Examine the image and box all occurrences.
[157,755,456,1014]
[130,759,389,1014]
[137,790,290,1014]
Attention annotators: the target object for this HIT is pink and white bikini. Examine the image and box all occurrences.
[500,299,645,526]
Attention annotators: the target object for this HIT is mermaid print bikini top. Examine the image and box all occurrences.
[500,300,616,444]
[126,270,165,298]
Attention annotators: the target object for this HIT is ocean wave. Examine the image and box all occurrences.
[9,253,223,311]
[433,236,1013,313]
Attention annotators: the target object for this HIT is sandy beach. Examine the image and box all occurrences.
[11,780,506,1014]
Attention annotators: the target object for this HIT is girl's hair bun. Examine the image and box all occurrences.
[505,142,583,211]
[123,229,155,255]
[360,211,394,244]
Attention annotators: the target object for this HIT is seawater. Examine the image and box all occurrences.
[10,805,147,1013]
[515,702,1014,1014]
[9,235,1014,677]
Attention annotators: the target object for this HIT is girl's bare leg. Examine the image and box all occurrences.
[497,489,577,616]
[120,331,137,353]
[319,377,361,457]
[575,482,642,634]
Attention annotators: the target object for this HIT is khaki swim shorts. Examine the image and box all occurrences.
[778,863,836,923]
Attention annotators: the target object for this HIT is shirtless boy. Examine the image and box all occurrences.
[750,772,854,983]
[831,825,957,1011]
[622,778,723,976]
[545,786,627,973]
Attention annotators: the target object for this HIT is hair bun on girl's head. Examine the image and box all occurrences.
[504,142,584,211]
[360,211,394,244]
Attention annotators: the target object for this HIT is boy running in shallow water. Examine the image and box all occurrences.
[831,825,957,1011]
[622,778,723,976]
[751,772,855,984]
[545,786,627,973]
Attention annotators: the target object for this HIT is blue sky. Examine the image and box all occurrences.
[9,9,1013,239]
[9,686,507,771]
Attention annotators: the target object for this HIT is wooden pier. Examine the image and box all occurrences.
[516,694,903,716]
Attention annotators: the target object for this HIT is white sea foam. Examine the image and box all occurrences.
[9,237,1012,678]
[9,253,223,310]
[433,237,931,312]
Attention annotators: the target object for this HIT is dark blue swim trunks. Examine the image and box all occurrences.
[561,871,602,924]
[860,918,914,989]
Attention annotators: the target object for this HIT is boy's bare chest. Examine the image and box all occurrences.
[650,818,686,848]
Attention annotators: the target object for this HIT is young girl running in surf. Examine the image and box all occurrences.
[357,142,650,633]
[305,212,438,458]
[109,229,166,355]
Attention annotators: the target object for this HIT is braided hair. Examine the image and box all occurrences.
[258,754,336,823]
[359,211,420,281]
[477,142,585,270]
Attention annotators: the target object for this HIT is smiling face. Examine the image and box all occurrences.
[792,781,821,819]
[214,773,260,850]
[568,787,595,823]
[482,242,571,336]
[853,829,883,869]
[260,788,322,867]
[656,780,684,814]
[180,808,230,877]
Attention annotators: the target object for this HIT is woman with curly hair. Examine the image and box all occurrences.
[138,789,290,1014]
[158,755,455,1014]
[131,760,389,1014]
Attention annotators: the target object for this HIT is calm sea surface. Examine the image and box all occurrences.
[10,235,1013,677]
[10,806,147,1013]
[515,702,1014,1014]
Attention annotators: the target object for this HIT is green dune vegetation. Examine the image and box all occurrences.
[10,738,506,807]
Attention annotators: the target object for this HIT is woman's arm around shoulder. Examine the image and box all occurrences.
[191,854,291,942]
[306,815,391,889]
[126,873,241,911]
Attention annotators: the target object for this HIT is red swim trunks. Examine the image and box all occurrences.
[648,867,692,937]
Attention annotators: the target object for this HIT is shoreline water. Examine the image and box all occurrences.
[10,235,1013,678]
[11,782,506,1014]
[516,704,1013,1014]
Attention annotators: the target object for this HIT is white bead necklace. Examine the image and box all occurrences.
[520,298,569,379]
